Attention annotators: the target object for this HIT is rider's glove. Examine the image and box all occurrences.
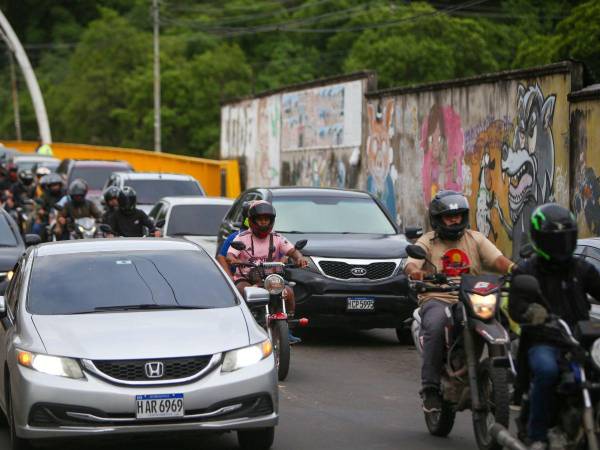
[523,303,548,325]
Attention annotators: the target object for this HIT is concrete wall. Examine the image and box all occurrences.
[569,86,600,237]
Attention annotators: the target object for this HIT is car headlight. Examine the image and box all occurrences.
[469,293,497,320]
[221,340,273,373]
[17,350,85,379]
[264,274,285,295]
[592,339,600,370]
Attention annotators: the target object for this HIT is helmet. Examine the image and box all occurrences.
[44,173,64,195]
[248,200,276,238]
[103,186,121,203]
[68,178,88,205]
[35,166,50,178]
[429,190,470,241]
[529,203,577,264]
[118,186,137,213]
[18,170,34,186]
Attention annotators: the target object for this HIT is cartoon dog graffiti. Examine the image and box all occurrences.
[366,100,396,215]
[494,83,556,256]
[476,151,497,241]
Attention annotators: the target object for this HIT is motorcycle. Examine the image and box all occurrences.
[230,239,309,381]
[406,244,513,450]
[492,274,600,450]
[49,217,110,241]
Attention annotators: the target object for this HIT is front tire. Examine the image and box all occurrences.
[271,320,290,381]
[472,359,510,450]
[424,400,456,437]
[238,427,275,450]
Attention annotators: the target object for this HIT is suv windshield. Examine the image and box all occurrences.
[28,250,237,315]
[126,180,203,204]
[71,166,127,190]
[167,204,231,236]
[273,196,396,234]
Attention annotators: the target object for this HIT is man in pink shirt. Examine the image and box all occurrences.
[226,200,308,318]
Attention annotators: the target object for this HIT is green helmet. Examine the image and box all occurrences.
[529,203,577,263]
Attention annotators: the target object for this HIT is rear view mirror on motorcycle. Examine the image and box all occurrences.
[294,239,308,251]
[99,224,113,234]
[404,227,423,241]
[518,243,534,260]
[230,241,247,251]
[405,244,426,260]
[511,274,543,301]
[154,219,165,229]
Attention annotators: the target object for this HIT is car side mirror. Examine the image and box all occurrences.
[512,275,543,301]
[0,296,6,318]
[404,227,423,241]
[230,241,246,251]
[24,234,41,247]
[99,224,112,234]
[244,287,269,307]
[295,239,308,251]
[155,219,165,228]
[405,244,426,260]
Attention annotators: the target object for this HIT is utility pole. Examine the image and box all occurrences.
[7,48,21,140]
[153,0,161,152]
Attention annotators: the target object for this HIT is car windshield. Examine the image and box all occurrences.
[167,204,231,236]
[126,180,203,204]
[0,215,18,247]
[71,166,127,190]
[27,250,237,315]
[272,196,396,234]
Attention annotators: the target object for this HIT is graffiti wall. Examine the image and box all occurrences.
[365,70,575,257]
[570,88,600,237]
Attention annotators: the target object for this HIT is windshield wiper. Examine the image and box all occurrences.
[94,304,207,312]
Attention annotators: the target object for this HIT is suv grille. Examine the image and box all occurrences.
[92,356,212,382]
[318,261,397,280]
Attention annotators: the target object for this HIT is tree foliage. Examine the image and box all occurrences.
[0,0,596,156]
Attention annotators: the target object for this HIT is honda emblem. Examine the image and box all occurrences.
[144,361,164,379]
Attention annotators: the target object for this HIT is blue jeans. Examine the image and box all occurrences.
[528,345,560,442]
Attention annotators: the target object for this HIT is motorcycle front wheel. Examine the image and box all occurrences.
[425,400,456,437]
[271,320,290,381]
[472,358,510,450]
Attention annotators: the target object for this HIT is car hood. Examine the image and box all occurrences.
[0,246,23,271]
[282,233,409,259]
[31,307,249,359]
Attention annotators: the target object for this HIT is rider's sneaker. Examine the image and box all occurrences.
[420,387,442,413]
[529,441,547,450]
[288,331,301,345]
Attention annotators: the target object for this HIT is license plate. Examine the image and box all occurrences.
[135,394,184,419]
[347,297,375,311]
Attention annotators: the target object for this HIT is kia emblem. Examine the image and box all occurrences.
[351,267,367,277]
[144,361,165,379]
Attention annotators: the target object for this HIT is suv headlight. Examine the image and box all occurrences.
[592,339,600,370]
[264,274,285,295]
[469,294,497,320]
[221,340,272,372]
[17,350,85,379]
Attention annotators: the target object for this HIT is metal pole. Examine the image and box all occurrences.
[7,49,21,140]
[0,8,51,143]
[153,0,161,152]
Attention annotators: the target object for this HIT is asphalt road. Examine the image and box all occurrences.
[0,329,480,450]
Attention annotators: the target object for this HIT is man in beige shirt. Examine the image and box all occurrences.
[404,190,513,413]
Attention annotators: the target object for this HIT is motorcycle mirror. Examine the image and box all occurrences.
[519,243,534,259]
[511,274,543,300]
[99,224,112,234]
[295,239,308,251]
[155,219,165,228]
[230,241,246,251]
[405,244,426,260]
[404,227,423,241]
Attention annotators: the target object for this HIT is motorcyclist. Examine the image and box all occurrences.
[226,200,308,321]
[0,164,11,192]
[106,186,159,237]
[403,190,513,413]
[55,178,102,240]
[217,201,251,274]
[101,186,121,225]
[32,173,65,238]
[34,166,51,198]
[508,203,600,449]
[11,169,36,207]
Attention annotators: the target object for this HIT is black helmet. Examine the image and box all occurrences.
[429,190,470,241]
[248,200,276,238]
[103,186,121,203]
[18,169,34,186]
[529,203,577,264]
[68,178,88,205]
[118,186,137,213]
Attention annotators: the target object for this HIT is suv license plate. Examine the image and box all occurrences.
[136,394,184,419]
[347,297,375,311]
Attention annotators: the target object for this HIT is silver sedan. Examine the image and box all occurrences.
[0,238,277,450]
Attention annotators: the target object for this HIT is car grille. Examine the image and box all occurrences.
[92,356,212,382]
[318,260,397,280]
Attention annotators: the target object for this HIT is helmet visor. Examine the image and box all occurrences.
[532,228,577,262]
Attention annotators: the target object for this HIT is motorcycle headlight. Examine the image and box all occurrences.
[264,274,285,295]
[469,294,497,320]
[17,350,85,379]
[221,340,273,373]
[591,339,600,370]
